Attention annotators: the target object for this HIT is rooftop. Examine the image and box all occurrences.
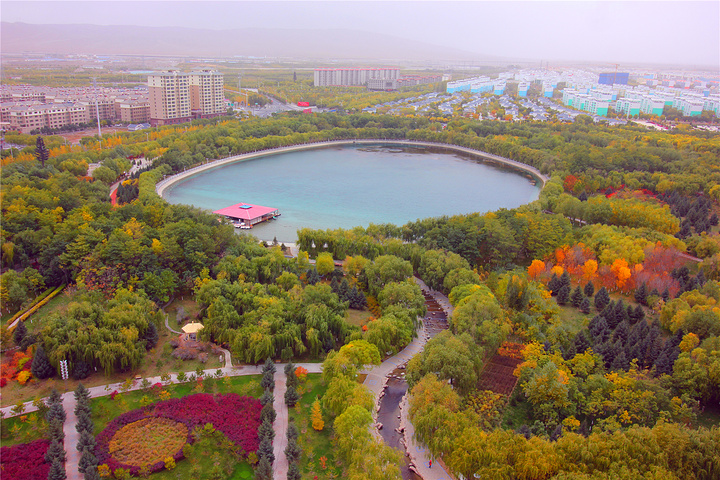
[213,203,278,221]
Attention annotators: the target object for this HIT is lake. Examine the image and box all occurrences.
[162,144,542,242]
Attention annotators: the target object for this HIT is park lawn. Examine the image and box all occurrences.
[0,409,48,447]
[555,304,592,337]
[16,287,76,335]
[288,373,341,479]
[164,297,202,333]
[0,332,223,408]
[91,374,263,435]
[346,308,372,327]
[149,426,255,480]
[1,375,262,448]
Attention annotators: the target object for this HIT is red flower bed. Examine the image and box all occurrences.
[0,439,51,480]
[95,393,261,476]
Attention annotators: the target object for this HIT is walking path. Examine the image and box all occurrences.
[3,280,453,480]
[357,277,454,479]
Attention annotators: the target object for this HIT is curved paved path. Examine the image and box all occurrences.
[3,282,454,480]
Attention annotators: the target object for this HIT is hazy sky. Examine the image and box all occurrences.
[2,1,719,66]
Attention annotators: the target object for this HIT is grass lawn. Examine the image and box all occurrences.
[346,308,372,327]
[91,375,263,435]
[288,373,341,479]
[164,297,202,333]
[1,375,263,448]
[1,330,223,408]
[13,288,76,336]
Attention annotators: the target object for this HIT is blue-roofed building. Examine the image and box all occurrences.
[599,72,629,85]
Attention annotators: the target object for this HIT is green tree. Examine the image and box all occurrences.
[35,136,50,168]
[406,331,481,395]
[315,252,335,276]
[364,255,413,296]
[31,345,55,379]
[322,375,374,417]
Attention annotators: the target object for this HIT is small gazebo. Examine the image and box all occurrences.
[181,322,204,341]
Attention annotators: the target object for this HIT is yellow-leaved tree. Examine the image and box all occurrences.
[311,399,324,431]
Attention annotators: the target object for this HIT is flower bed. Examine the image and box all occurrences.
[0,439,51,480]
[96,393,261,476]
[109,417,188,467]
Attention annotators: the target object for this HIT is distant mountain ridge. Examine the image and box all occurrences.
[1,22,496,62]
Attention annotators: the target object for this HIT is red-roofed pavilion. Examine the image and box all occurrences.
[213,203,280,227]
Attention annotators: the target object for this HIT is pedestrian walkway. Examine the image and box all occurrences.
[272,369,289,480]
[63,394,81,480]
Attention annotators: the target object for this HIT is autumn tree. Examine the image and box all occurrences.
[311,399,324,431]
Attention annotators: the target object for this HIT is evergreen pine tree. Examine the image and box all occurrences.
[590,317,610,344]
[255,457,273,480]
[286,423,299,441]
[560,271,571,289]
[287,462,302,480]
[284,385,300,407]
[557,285,571,305]
[84,466,100,480]
[78,447,98,475]
[594,287,610,311]
[77,429,96,452]
[258,436,275,463]
[285,437,302,463]
[31,345,56,379]
[48,457,66,480]
[584,281,595,298]
[563,342,577,361]
[75,412,94,435]
[261,402,277,424]
[74,383,90,404]
[571,286,584,308]
[626,305,636,325]
[579,296,591,314]
[573,331,590,354]
[338,278,349,299]
[611,350,630,371]
[633,305,645,323]
[258,418,275,441]
[613,320,630,346]
[35,136,50,168]
[141,322,159,350]
[329,277,339,294]
[614,300,628,324]
[306,268,320,285]
[262,357,277,375]
[261,372,274,391]
[548,273,560,296]
[13,321,27,346]
[48,418,65,442]
[45,439,66,464]
[634,282,648,306]
[661,288,670,302]
[260,388,274,406]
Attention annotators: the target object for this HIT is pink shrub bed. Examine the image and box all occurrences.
[0,439,51,480]
[95,393,261,476]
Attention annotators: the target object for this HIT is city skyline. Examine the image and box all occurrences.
[1,1,718,67]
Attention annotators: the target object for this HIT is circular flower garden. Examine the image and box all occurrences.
[95,393,261,476]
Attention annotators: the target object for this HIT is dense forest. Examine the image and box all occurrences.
[2,111,720,478]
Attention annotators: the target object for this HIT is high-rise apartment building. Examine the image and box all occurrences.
[190,70,225,119]
[314,68,399,87]
[149,71,191,126]
[148,70,225,126]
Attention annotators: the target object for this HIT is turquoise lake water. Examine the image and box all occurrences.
[162,144,542,242]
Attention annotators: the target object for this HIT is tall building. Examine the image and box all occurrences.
[149,71,191,126]
[149,70,225,126]
[314,68,399,87]
[189,70,225,119]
